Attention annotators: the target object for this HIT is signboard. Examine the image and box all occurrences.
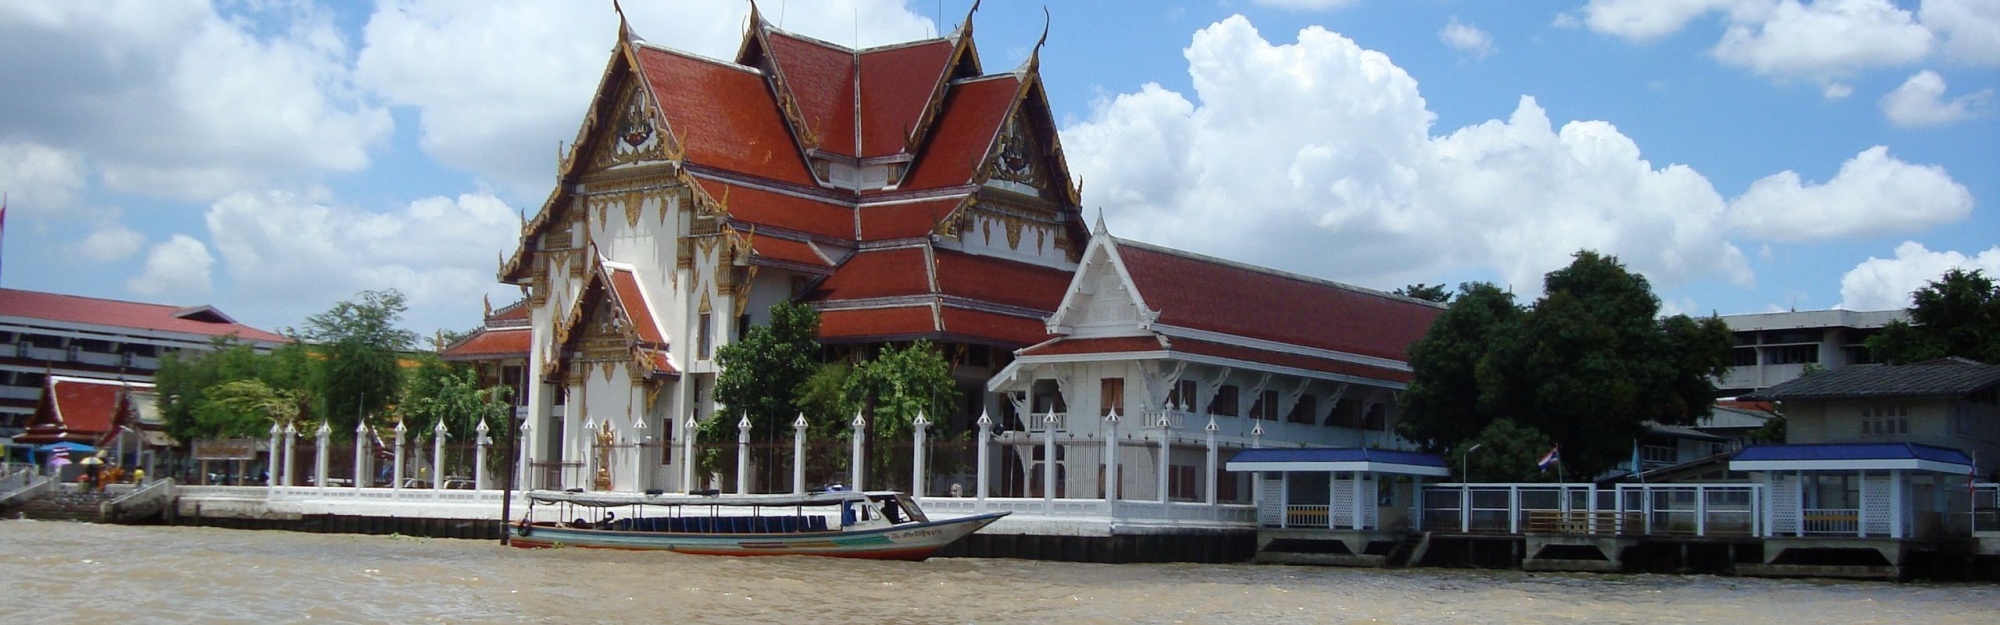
[192,438,260,460]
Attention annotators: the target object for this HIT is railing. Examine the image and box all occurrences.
[0,472,54,509]
[1420,483,1763,537]
[1974,483,1998,534]
[917,496,1256,526]
[104,478,176,522]
[1024,412,1069,432]
[1801,508,1860,536]
[1140,409,1191,430]
[1285,504,1331,528]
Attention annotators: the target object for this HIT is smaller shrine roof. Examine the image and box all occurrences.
[439,327,531,361]
[16,377,152,445]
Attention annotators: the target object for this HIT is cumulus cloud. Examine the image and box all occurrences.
[1881,69,1991,127]
[128,234,215,298]
[0,1,391,201]
[354,0,935,200]
[1582,0,1940,93]
[0,142,87,216]
[76,222,146,262]
[1921,0,2000,65]
[1254,0,1361,10]
[1838,241,2000,310]
[204,188,523,328]
[1064,16,1754,296]
[1439,18,1495,59]
[1726,146,1973,241]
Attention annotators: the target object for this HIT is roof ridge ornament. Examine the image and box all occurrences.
[1015,7,1050,76]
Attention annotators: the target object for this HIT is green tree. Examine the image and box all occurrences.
[202,379,309,439]
[156,338,275,443]
[401,354,510,443]
[1446,419,1558,482]
[1394,283,1453,303]
[1866,268,2000,364]
[712,303,822,435]
[834,341,959,487]
[298,289,418,435]
[1397,282,1520,451]
[1399,251,1733,478]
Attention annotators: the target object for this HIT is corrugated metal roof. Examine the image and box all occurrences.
[1741,357,2000,401]
[1732,442,1970,465]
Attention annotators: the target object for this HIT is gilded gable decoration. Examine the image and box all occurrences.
[993,112,1047,189]
[594,82,675,169]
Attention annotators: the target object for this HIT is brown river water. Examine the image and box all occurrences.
[2,520,1996,624]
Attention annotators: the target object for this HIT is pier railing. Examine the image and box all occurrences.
[920,496,1256,527]
[1421,483,1762,538]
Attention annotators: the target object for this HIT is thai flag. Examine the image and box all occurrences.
[1537,445,1561,472]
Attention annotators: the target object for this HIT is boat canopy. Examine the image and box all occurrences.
[527,489,892,508]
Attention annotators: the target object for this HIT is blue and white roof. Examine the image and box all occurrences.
[1729,443,1973,474]
[1225,447,1450,477]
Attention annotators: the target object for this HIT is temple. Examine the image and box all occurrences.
[476,6,1086,492]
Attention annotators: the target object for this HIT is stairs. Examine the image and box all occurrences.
[13,489,120,522]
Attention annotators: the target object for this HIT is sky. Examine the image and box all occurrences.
[1,0,1995,339]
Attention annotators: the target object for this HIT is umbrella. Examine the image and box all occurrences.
[80,455,104,466]
[48,455,71,467]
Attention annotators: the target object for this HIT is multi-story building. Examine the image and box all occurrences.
[0,288,288,450]
[1715,309,1908,397]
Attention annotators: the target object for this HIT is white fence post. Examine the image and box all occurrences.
[976,411,992,508]
[1103,409,1120,501]
[314,422,329,489]
[792,413,807,496]
[282,421,297,488]
[1204,415,1219,506]
[353,419,368,490]
[737,415,752,495]
[681,417,697,492]
[1041,409,1057,503]
[911,411,929,498]
[392,421,406,491]
[475,419,491,491]
[432,420,447,492]
[850,411,867,492]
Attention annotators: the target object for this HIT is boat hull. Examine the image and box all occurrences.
[507,512,1008,561]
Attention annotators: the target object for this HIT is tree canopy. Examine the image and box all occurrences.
[298,289,418,433]
[712,303,822,437]
[1397,251,1734,478]
[1866,268,2000,364]
[1394,283,1453,303]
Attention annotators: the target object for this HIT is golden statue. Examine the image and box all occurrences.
[594,420,616,491]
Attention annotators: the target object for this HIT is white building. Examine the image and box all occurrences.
[1716,309,1907,397]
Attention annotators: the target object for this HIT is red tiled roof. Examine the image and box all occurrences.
[934,250,1072,312]
[818,306,936,342]
[700,178,855,239]
[0,288,287,343]
[18,377,149,444]
[808,247,931,302]
[858,40,955,158]
[650,350,680,376]
[901,75,1020,190]
[1170,339,1414,384]
[938,307,1052,346]
[1018,336,1165,357]
[745,233,831,269]
[856,197,961,241]
[1115,241,1439,362]
[765,31,857,157]
[489,300,531,322]
[439,327,530,360]
[604,264,667,345]
[634,46,814,186]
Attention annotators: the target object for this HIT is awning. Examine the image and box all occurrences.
[1729,443,1972,474]
[1225,447,1450,477]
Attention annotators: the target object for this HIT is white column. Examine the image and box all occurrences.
[392,421,406,490]
[282,421,297,487]
[518,419,534,490]
[792,413,808,495]
[1352,474,1366,530]
[475,419,491,491]
[736,414,752,495]
[432,420,447,492]
[680,417,698,492]
[1041,409,1057,501]
[850,411,867,491]
[1103,409,1121,501]
[911,411,930,498]
[1156,412,1171,504]
[314,422,329,489]
[266,422,282,491]
[353,419,368,490]
[1856,470,1868,538]
[1204,416,1219,506]
[630,416,647,493]
[1328,471,1339,529]
[976,410,992,505]
[1889,469,1904,539]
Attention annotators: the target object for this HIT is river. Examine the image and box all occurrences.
[2,520,1994,624]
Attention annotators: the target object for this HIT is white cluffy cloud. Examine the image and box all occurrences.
[355,0,936,201]
[0,142,87,216]
[1880,70,1990,127]
[202,188,524,329]
[76,222,146,262]
[1254,0,1362,10]
[128,235,215,298]
[1439,18,1496,59]
[1838,241,2000,310]
[1725,146,1973,241]
[1064,16,1758,295]
[0,1,391,201]
[1577,0,2000,96]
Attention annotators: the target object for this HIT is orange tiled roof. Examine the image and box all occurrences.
[939,307,1050,346]
[635,45,816,186]
[439,327,530,360]
[818,306,936,342]
[902,75,1020,191]
[858,40,956,158]
[0,288,287,343]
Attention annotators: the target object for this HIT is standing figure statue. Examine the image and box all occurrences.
[594,420,616,491]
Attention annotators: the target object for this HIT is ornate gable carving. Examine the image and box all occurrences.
[592,81,678,170]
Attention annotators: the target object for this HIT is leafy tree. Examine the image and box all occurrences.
[1397,282,1520,451]
[156,338,276,443]
[297,289,418,435]
[832,341,959,487]
[1394,283,1453,303]
[1399,251,1733,478]
[1866,268,2000,364]
[202,379,309,439]
[711,303,822,436]
[401,354,510,443]
[1446,419,1558,482]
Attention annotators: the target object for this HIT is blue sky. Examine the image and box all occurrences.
[1,0,1995,338]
